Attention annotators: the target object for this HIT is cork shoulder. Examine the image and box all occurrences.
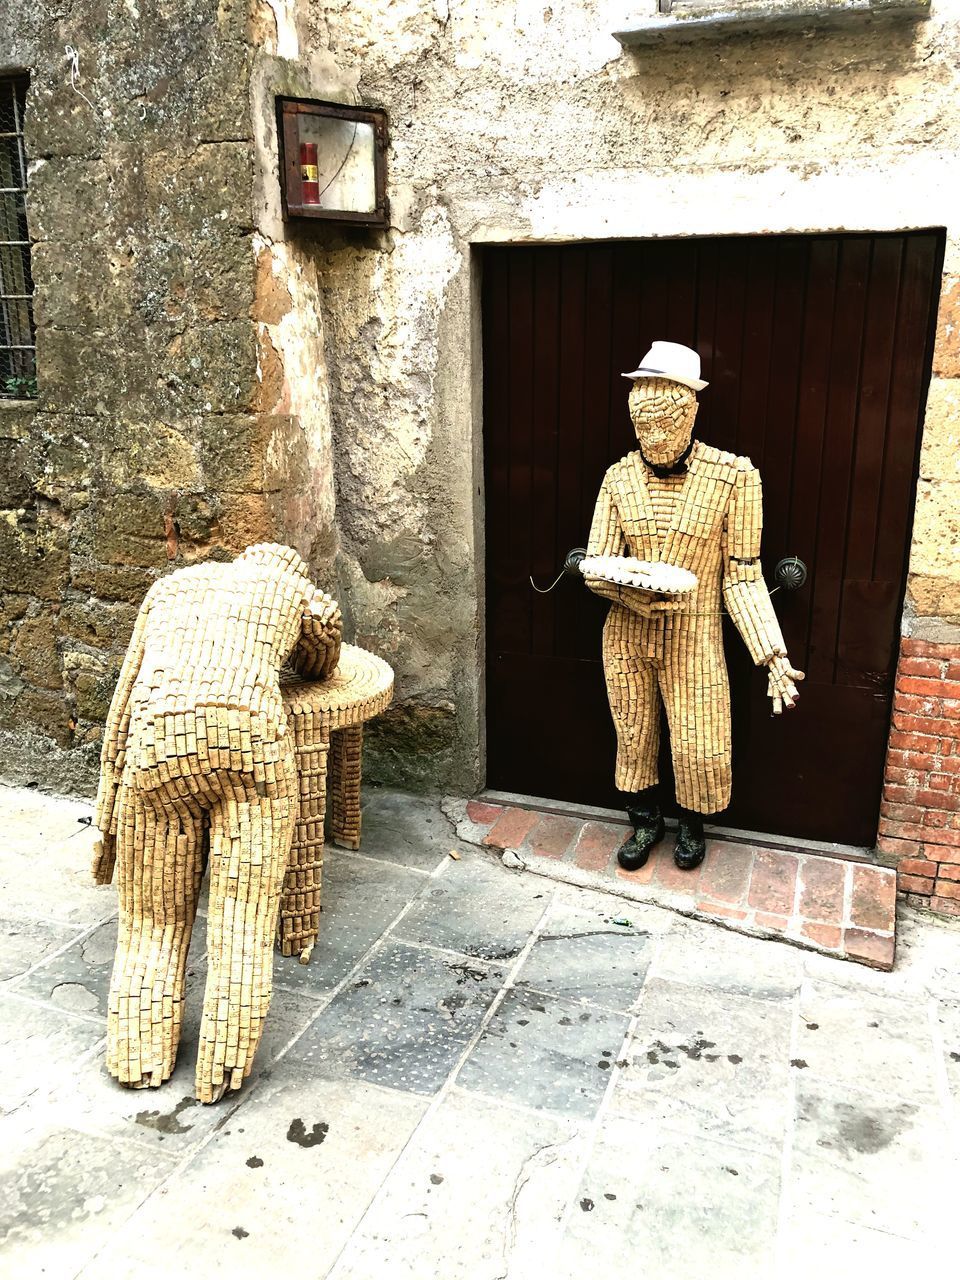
[604,443,758,484]
[693,440,756,475]
[604,452,642,487]
[143,561,224,607]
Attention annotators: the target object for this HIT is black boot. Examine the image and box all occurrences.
[617,788,665,872]
[675,808,706,870]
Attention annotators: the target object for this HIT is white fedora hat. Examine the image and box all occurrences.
[622,340,708,392]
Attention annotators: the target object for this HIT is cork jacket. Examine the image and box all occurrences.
[587,439,786,666]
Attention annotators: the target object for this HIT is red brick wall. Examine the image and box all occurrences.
[878,637,960,915]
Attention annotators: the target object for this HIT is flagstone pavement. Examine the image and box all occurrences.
[1,783,958,1278]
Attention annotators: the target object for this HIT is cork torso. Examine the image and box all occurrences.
[125,560,314,779]
[610,447,732,607]
[594,440,768,657]
[646,470,688,545]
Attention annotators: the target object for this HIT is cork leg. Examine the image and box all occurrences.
[196,763,297,1103]
[279,730,329,960]
[660,632,732,815]
[602,612,661,794]
[329,724,363,850]
[106,790,205,1089]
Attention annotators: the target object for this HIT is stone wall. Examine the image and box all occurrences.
[0,2,337,792]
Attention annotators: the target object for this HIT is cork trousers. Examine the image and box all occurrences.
[107,746,297,1102]
[603,605,732,814]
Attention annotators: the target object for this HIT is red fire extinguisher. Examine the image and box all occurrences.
[300,142,320,204]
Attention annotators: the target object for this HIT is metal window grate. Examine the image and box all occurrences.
[1,76,36,399]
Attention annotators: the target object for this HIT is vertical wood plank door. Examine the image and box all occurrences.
[482,233,944,847]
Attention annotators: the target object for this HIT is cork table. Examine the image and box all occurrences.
[278,643,394,961]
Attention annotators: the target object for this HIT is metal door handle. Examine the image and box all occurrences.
[774,556,807,591]
[564,548,587,575]
[529,548,587,594]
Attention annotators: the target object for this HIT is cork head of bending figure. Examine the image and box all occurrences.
[628,377,698,468]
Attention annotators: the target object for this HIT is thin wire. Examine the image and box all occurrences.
[528,573,785,610]
[64,46,96,113]
[316,120,359,202]
[529,570,565,594]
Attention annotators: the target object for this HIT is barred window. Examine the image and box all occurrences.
[1,75,35,400]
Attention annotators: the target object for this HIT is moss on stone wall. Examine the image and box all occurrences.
[361,703,459,793]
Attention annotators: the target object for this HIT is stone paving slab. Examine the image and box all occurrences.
[0,914,87,983]
[1,784,958,1276]
[650,911,805,1002]
[451,797,898,969]
[795,978,941,1104]
[555,1113,782,1279]
[74,1072,429,1280]
[0,1120,179,1280]
[790,1077,953,1239]
[271,852,429,999]
[328,1087,587,1280]
[935,998,960,1096]
[289,938,507,1095]
[0,992,105,1113]
[612,977,794,1152]
[778,1209,937,1269]
[457,986,631,1118]
[513,895,655,1011]
[393,854,550,962]
[13,917,120,1017]
[354,789,457,872]
[0,786,112,927]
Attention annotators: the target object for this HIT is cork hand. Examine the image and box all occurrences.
[583,574,686,619]
[295,591,343,680]
[91,833,117,886]
[766,655,804,715]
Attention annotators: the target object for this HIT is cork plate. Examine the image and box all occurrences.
[281,643,395,728]
[580,555,698,596]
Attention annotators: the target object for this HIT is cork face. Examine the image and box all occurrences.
[628,377,698,465]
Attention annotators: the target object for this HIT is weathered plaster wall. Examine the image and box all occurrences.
[313,211,471,789]
[248,30,355,565]
[0,1,338,792]
[298,0,960,793]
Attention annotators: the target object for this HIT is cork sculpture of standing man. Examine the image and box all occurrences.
[584,341,804,872]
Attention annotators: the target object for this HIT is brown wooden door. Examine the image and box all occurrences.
[482,233,944,847]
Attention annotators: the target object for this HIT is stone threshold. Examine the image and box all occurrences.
[480,788,877,865]
[446,797,897,971]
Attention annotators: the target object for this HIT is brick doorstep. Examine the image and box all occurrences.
[454,799,897,971]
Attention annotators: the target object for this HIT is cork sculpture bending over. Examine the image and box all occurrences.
[93,543,342,1102]
[584,342,804,872]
